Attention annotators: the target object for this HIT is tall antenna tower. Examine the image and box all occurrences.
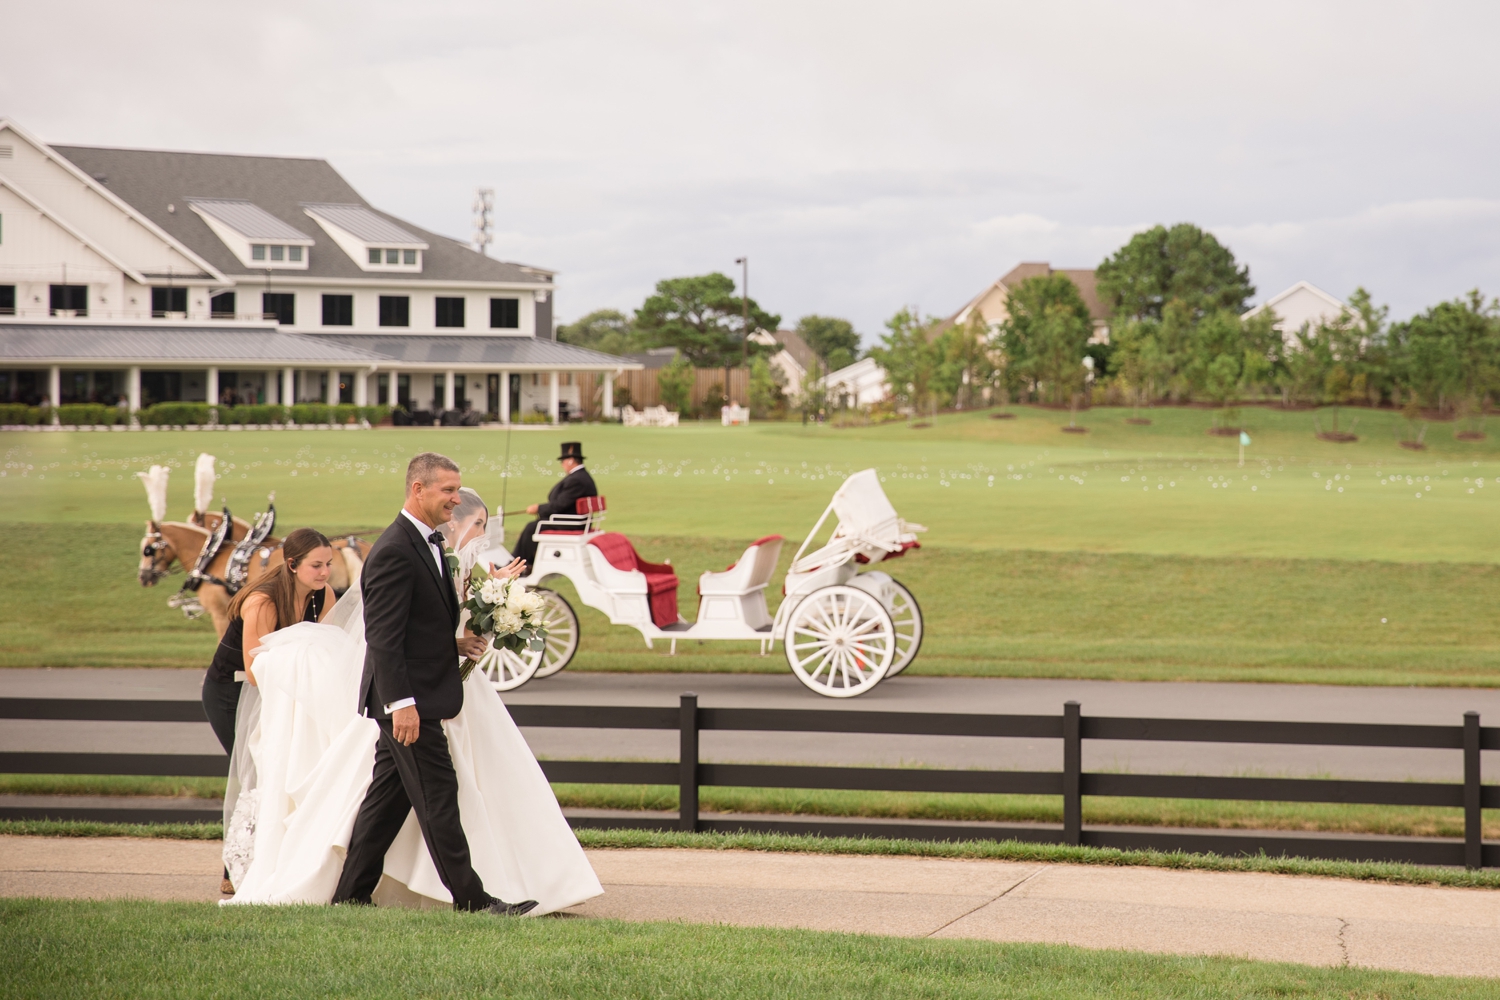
[472,187,494,255]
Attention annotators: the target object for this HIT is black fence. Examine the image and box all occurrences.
[2,695,1496,869]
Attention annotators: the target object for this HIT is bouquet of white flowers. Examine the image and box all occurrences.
[458,563,549,681]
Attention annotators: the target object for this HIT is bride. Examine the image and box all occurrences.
[220,488,601,914]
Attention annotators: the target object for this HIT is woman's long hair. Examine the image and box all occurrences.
[227,527,332,629]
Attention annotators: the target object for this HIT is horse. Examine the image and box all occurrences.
[137,517,371,636]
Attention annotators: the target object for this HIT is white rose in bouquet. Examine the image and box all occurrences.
[516,590,547,616]
[504,583,529,612]
[479,577,509,606]
[492,607,524,637]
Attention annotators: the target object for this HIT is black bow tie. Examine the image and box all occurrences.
[428,531,445,548]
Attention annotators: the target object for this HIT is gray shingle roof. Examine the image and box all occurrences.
[303,203,423,245]
[188,199,313,241]
[51,145,553,286]
[0,325,385,364]
[314,334,640,369]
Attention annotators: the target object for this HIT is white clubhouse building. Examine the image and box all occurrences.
[0,119,637,421]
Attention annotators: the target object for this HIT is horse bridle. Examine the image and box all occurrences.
[140,522,178,585]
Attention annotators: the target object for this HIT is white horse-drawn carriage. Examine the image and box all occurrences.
[478,468,926,698]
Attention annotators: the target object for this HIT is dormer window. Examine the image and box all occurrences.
[304,203,427,273]
[189,199,313,270]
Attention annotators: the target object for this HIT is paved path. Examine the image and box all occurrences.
[6,669,1496,781]
[3,836,1496,979]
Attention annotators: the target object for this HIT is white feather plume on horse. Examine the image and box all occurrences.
[137,465,170,522]
[194,453,216,516]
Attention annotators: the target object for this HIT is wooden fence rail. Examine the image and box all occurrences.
[1,695,1496,869]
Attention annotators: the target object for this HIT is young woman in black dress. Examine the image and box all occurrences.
[203,528,339,889]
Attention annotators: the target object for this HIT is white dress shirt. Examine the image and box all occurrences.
[383,508,448,715]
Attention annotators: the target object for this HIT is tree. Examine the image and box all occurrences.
[556,309,642,356]
[796,315,861,373]
[1184,309,1248,427]
[748,355,784,418]
[657,352,694,415]
[1391,291,1498,419]
[1097,224,1255,323]
[997,275,1093,404]
[868,308,943,418]
[934,314,998,410]
[634,273,780,369]
[1109,318,1170,418]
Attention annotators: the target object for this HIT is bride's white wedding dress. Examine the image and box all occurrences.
[220,589,602,913]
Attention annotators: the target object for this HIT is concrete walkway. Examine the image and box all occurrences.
[3,836,1497,979]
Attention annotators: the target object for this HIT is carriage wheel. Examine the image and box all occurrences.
[883,578,924,677]
[483,645,542,692]
[528,588,580,679]
[783,585,895,698]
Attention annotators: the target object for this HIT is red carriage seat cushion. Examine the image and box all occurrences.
[588,532,679,628]
[537,496,607,535]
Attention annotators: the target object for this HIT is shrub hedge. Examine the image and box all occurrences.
[56,404,123,426]
[0,402,390,428]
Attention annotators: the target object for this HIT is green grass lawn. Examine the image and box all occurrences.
[5,405,1500,682]
[3,899,1496,999]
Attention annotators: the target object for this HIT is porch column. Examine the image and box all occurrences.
[127,366,142,415]
[206,367,219,407]
[266,369,278,405]
[602,370,614,421]
[443,369,456,411]
[355,368,370,406]
[47,365,61,409]
[499,370,510,424]
[549,371,559,424]
[326,369,338,405]
[282,368,295,408]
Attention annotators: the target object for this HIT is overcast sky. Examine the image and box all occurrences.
[4,1,1498,340]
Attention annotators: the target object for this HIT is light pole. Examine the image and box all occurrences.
[734,256,748,407]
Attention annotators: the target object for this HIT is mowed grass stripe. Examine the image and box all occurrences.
[13,522,1499,683]
[2,899,1496,999]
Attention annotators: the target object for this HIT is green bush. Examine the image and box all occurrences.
[521,411,551,424]
[138,402,211,427]
[0,404,40,425]
[289,403,331,425]
[357,405,391,425]
[56,404,120,426]
[331,403,360,425]
[221,404,288,425]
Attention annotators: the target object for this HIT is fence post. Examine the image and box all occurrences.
[1063,701,1081,846]
[679,692,699,833]
[1465,711,1482,870]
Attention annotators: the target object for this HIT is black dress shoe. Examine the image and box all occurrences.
[485,898,539,917]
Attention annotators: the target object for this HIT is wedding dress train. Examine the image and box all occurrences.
[221,592,602,913]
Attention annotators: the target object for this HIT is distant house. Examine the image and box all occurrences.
[1242,281,1348,345]
[750,328,816,399]
[824,357,887,409]
[947,262,1112,343]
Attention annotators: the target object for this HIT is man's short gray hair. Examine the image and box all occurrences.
[406,452,460,491]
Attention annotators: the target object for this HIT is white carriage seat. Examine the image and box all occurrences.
[584,542,648,595]
[696,535,783,630]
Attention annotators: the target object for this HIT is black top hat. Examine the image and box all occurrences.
[559,441,585,462]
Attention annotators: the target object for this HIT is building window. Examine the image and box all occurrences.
[338,371,354,405]
[435,297,465,328]
[396,373,411,409]
[379,295,409,327]
[210,291,235,319]
[50,284,88,317]
[151,287,188,317]
[251,245,266,260]
[368,248,381,265]
[403,249,416,265]
[288,246,303,262]
[322,294,353,326]
[0,285,14,316]
[385,249,399,265]
[263,292,295,325]
[377,373,390,405]
[490,297,519,329]
[270,245,284,262]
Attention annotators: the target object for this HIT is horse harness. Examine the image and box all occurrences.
[225,504,277,593]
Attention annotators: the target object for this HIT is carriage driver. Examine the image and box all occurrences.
[510,441,597,572]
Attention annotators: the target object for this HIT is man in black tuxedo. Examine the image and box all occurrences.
[510,441,597,571]
[332,451,536,916]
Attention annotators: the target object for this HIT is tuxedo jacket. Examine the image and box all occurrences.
[535,466,598,520]
[359,515,462,720]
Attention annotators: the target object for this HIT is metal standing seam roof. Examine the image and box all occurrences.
[312,334,643,368]
[0,326,386,364]
[303,203,426,245]
[187,199,313,242]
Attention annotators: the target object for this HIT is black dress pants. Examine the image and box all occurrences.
[201,672,241,755]
[511,519,541,569]
[332,718,490,911]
